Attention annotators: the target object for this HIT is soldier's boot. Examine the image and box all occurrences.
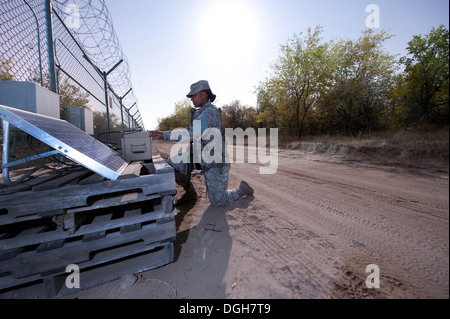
[238,181,254,197]
[174,172,198,206]
[176,182,198,205]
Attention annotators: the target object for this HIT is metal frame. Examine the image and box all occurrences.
[1,104,129,182]
[2,119,12,185]
[2,150,59,169]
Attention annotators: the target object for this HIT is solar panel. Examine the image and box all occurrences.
[0,104,129,180]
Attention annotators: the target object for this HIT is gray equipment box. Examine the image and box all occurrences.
[0,81,60,119]
[121,131,152,161]
[66,107,94,135]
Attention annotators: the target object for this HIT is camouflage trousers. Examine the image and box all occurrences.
[168,154,240,207]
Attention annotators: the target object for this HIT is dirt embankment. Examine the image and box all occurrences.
[284,141,449,174]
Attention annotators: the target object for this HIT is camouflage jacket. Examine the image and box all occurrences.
[164,102,226,172]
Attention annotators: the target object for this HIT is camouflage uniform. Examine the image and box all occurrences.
[165,100,240,207]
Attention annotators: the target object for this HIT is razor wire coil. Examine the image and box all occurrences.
[0,0,143,131]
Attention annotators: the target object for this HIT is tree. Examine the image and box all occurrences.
[265,26,332,139]
[29,70,90,119]
[93,111,122,143]
[222,100,257,129]
[58,77,90,110]
[157,98,192,131]
[0,57,15,81]
[319,29,396,135]
[256,80,279,128]
[242,105,258,129]
[398,25,449,127]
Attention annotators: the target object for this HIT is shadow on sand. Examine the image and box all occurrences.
[171,194,254,298]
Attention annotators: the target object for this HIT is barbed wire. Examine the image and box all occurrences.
[53,0,139,113]
[0,0,143,131]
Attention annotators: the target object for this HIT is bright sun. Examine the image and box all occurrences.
[197,1,259,74]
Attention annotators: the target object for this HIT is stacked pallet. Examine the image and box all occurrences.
[0,155,177,298]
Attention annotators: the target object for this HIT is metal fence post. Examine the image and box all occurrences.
[119,88,132,136]
[23,0,43,87]
[44,0,57,93]
[103,71,111,142]
[104,59,123,142]
[127,102,137,131]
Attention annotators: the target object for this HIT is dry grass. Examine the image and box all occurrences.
[283,127,449,152]
[281,127,449,171]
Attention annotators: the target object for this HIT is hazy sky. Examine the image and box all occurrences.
[106,0,449,130]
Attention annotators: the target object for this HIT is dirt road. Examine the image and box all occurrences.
[160,139,449,299]
[60,139,448,299]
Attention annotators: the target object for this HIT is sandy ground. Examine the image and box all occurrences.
[3,139,448,299]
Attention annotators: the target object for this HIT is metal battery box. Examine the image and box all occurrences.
[121,131,152,161]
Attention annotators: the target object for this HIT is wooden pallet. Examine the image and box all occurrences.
[47,242,174,298]
[0,155,177,297]
[0,157,176,225]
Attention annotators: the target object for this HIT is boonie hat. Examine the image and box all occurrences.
[186,80,211,98]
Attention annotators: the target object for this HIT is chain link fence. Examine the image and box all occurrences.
[1,0,143,147]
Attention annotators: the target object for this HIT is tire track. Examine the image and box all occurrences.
[154,140,449,298]
[228,202,338,298]
[274,164,448,222]
[233,160,448,254]
[230,160,448,298]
